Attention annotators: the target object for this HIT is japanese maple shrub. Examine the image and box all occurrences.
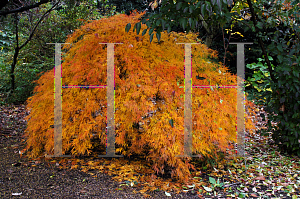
[25,12,256,182]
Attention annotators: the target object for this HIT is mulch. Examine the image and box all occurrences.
[0,104,201,199]
[1,103,299,199]
[1,134,200,198]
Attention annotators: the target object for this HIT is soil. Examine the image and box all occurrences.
[0,104,201,199]
[1,134,202,199]
[1,103,299,199]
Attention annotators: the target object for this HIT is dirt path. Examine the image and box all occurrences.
[0,105,200,198]
[1,104,300,199]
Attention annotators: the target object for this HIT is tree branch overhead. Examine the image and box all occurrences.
[0,0,51,16]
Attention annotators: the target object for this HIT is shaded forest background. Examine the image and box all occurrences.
[0,0,299,156]
[0,0,266,104]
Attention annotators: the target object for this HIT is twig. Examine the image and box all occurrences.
[0,0,51,16]
[221,25,231,67]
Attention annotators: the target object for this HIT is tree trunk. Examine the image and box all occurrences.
[205,34,214,48]
[10,47,19,93]
[10,13,19,94]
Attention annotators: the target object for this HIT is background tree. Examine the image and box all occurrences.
[95,0,151,16]
[128,0,300,156]
[7,1,60,99]
[0,0,159,104]
[0,0,51,16]
[0,0,103,104]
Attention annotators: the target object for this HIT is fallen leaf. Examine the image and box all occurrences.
[203,186,212,192]
[12,162,21,167]
[254,176,265,181]
[292,195,298,199]
[165,191,171,197]
[12,192,22,196]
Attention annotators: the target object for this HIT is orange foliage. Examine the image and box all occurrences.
[25,11,256,182]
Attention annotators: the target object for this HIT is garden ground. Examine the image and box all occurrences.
[0,103,299,198]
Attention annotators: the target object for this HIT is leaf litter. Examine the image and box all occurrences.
[1,102,300,198]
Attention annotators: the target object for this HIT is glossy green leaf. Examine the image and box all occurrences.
[149,28,154,36]
[189,6,194,13]
[125,23,131,33]
[201,4,206,15]
[206,2,212,14]
[150,33,154,43]
[156,32,161,42]
[169,119,174,128]
[256,21,263,29]
[189,18,193,27]
[142,29,147,36]
[156,19,161,26]
[209,177,216,185]
[136,22,141,35]
[167,26,171,33]
[179,18,187,30]
[133,23,136,32]
[196,76,206,80]
[278,55,283,63]
[161,20,166,30]
[176,2,183,10]
[217,0,222,11]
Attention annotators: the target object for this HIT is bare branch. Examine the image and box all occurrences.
[221,25,231,67]
[19,1,60,50]
[0,0,51,16]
